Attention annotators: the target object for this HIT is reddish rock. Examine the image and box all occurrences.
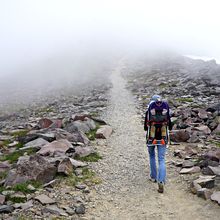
[170,129,190,142]
[198,109,208,120]
[38,118,53,129]
[204,149,220,162]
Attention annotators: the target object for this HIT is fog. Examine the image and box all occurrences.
[0,0,220,110]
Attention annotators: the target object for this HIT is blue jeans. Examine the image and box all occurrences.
[148,144,166,183]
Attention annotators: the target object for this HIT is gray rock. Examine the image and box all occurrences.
[96,125,113,139]
[198,109,208,120]
[213,124,220,134]
[58,158,73,176]
[197,188,212,200]
[35,194,55,205]
[180,166,201,174]
[0,161,11,173]
[182,160,195,168]
[75,146,95,157]
[191,181,202,194]
[38,118,53,129]
[194,176,215,189]
[0,205,14,213]
[21,138,49,150]
[206,166,220,176]
[194,125,211,135]
[43,205,67,216]
[37,139,73,156]
[75,204,85,214]
[211,191,220,205]
[69,158,87,168]
[21,200,33,210]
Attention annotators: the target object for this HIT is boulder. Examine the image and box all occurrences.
[203,150,220,162]
[55,129,89,145]
[194,175,215,189]
[205,166,220,176]
[96,125,113,139]
[170,130,190,142]
[180,166,201,174]
[198,109,208,120]
[74,146,95,158]
[197,188,212,200]
[65,121,90,133]
[211,191,220,205]
[37,139,73,156]
[213,124,220,134]
[4,155,57,187]
[38,118,53,129]
[58,158,73,176]
[194,125,211,135]
[21,138,49,150]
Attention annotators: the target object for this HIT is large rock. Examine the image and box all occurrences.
[21,138,49,150]
[65,121,90,133]
[203,149,220,162]
[180,166,201,174]
[198,109,208,120]
[211,191,220,205]
[4,155,57,187]
[58,158,73,176]
[96,125,113,139]
[38,118,53,129]
[194,125,211,135]
[37,139,73,156]
[197,188,212,200]
[75,146,95,158]
[55,129,89,145]
[170,129,190,142]
[205,166,220,176]
[194,175,215,189]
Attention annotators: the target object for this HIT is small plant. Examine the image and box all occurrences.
[12,130,29,138]
[12,181,41,193]
[0,171,7,181]
[8,196,26,203]
[76,152,103,162]
[86,124,100,141]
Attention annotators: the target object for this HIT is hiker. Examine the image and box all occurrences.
[144,95,172,193]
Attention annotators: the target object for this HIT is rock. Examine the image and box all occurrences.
[38,118,53,129]
[0,205,14,213]
[75,184,87,190]
[21,200,33,210]
[43,205,67,216]
[84,118,96,130]
[194,176,215,189]
[74,146,95,157]
[49,119,63,129]
[10,192,26,201]
[180,166,201,174]
[197,188,212,200]
[0,195,5,205]
[203,150,220,162]
[184,144,198,156]
[65,121,91,133]
[75,204,85,214]
[55,129,89,145]
[69,158,87,168]
[205,166,220,176]
[211,191,220,205]
[21,138,49,150]
[58,158,73,176]
[170,129,190,142]
[0,161,11,173]
[27,184,36,192]
[194,125,211,135]
[198,109,208,120]
[173,150,186,159]
[38,132,56,142]
[16,155,30,166]
[37,139,73,156]
[35,194,55,205]
[182,160,195,168]
[96,125,113,139]
[213,124,220,134]
[4,155,57,187]
[43,179,58,188]
[72,114,90,121]
[191,181,202,194]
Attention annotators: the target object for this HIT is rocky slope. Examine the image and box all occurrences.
[123,54,220,204]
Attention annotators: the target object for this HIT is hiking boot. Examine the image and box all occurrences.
[149,177,157,183]
[158,182,164,193]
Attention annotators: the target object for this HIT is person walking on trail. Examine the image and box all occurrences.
[144,95,172,193]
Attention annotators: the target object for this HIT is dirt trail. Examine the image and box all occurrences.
[86,64,220,220]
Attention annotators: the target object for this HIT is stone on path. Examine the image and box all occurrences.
[211,191,220,205]
[43,205,68,216]
[180,166,201,174]
[35,194,56,205]
[96,125,113,139]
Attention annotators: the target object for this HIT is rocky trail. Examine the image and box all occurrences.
[85,63,220,220]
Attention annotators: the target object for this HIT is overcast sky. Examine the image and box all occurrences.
[1,0,220,76]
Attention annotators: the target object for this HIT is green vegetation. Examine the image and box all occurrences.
[12,181,41,193]
[175,97,194,103]
[2,140,10,147]
[76,152,103,162]
[12,130,29,138]
[0,171,7,181]
[0,148,37,163]
[86,124,100,141]
[8,196,26,203]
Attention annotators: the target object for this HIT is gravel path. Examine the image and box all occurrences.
[86,64,220,220]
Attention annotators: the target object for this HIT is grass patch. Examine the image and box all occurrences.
[0,171,7,181]
[12,181,41,193]
[2,140,10,147]
[86,125,100,141]
[0,148,37,163]
[175,97,194,103]
[12,130,29,138]
[76,152,102,162]
[8,196,26,203]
